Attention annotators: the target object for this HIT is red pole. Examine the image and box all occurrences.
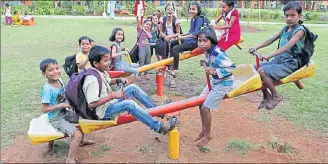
[205,72,212,91]
[156,71,165,96]
[256,56,260,69]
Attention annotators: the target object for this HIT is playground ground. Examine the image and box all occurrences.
[1,19,328,163]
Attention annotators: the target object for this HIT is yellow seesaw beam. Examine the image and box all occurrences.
[137,48,204,73]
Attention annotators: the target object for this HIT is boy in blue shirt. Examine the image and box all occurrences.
[40,58,94,163]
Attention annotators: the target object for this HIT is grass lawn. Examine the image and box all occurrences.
[1,18,327,149]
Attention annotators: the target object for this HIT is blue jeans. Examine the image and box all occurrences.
[103,84,161,132]
[116,62,139,75]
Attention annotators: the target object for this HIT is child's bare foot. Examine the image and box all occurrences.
[194,131,205,142]
[266,94,283,110]
[196,136,213,148]
[79,139,95,147]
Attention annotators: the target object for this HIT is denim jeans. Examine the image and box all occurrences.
[116,62,139,76]
[103,84,161,132]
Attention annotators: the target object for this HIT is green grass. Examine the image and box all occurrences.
[226,139,261,157]
[1,18,327,149]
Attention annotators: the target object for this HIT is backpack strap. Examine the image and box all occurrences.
[163,16,167,35]
[85,69,102,97]
[172,16,176,34]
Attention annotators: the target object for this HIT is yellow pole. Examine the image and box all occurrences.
[127,54,133,67]
[137,52,202,73]
[169,128,180,160]
[259,0,262,29]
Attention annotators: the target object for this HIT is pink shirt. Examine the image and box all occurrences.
[222,9,240,42]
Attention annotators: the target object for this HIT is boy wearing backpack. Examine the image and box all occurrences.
[40,58,95,163]
[248,1,317,110]
[79,46,178,134]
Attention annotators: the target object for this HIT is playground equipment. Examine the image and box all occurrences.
[28,45,315,161]
[28,47,315,143]
[247,0,262,29]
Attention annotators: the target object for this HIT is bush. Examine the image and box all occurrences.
[304,12,321,21]
[72,5,87,16]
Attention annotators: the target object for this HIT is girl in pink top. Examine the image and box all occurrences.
[213,0,241,51]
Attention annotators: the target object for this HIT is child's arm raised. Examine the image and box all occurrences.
[266,30,305,59]
[142,27,152,38]
[41,103,70,113]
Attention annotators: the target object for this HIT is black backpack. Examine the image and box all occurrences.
[63,54,78,77]
[278,24,318,67]
[162,16,183,34]
[65,69,102,120]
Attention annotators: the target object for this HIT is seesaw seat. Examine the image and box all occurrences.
[79,117,117,134]
[27,114,64,144]
[280,61,315,83]
[28,114,117,144]
[227,64,262,97]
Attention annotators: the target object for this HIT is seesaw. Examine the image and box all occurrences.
[28,48,315,150]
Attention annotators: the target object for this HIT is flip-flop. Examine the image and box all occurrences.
[258,99,271,110]
[265,95,283,110]
[166,70,177,78]
[169,81,176,88]
[163,116,179,135]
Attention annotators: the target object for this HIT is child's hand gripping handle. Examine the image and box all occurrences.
[116,79,126,100]
[200,60,212,91]
[123,48,133,67]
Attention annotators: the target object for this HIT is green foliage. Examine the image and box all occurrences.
[145,1,156,16]
[72,5,87,16]
[125,1,135,14]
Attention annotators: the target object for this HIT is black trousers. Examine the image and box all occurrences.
[170,40,198,70]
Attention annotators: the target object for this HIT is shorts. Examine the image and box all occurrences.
[257,57,299,81]
[200,80,233,110]
[49,109,78,136]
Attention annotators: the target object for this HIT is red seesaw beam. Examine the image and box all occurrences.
[116,95,207,125]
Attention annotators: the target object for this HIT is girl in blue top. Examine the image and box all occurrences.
[249,1,306,110]
[109,28,139,76]
[167,2,206,87]
[196,27,236,147]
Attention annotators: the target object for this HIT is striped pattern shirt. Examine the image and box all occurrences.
[205,45,236,85]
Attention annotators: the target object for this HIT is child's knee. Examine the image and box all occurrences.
[257,67,266,76]
[124,100,138,108]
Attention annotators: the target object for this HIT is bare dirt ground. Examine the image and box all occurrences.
[2,92,328,163]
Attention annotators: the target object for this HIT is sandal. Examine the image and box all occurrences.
[258,99,271,110]
[169,80,176,88]
[166,70,177,78]
[265,95,283,110]
[162,116,179,135]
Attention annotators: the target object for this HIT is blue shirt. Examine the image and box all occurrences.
[184,16,204,43]
[206,45,235,86]
[40,78,65,120]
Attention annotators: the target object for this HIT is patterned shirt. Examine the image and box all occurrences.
[205,45,236,86]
